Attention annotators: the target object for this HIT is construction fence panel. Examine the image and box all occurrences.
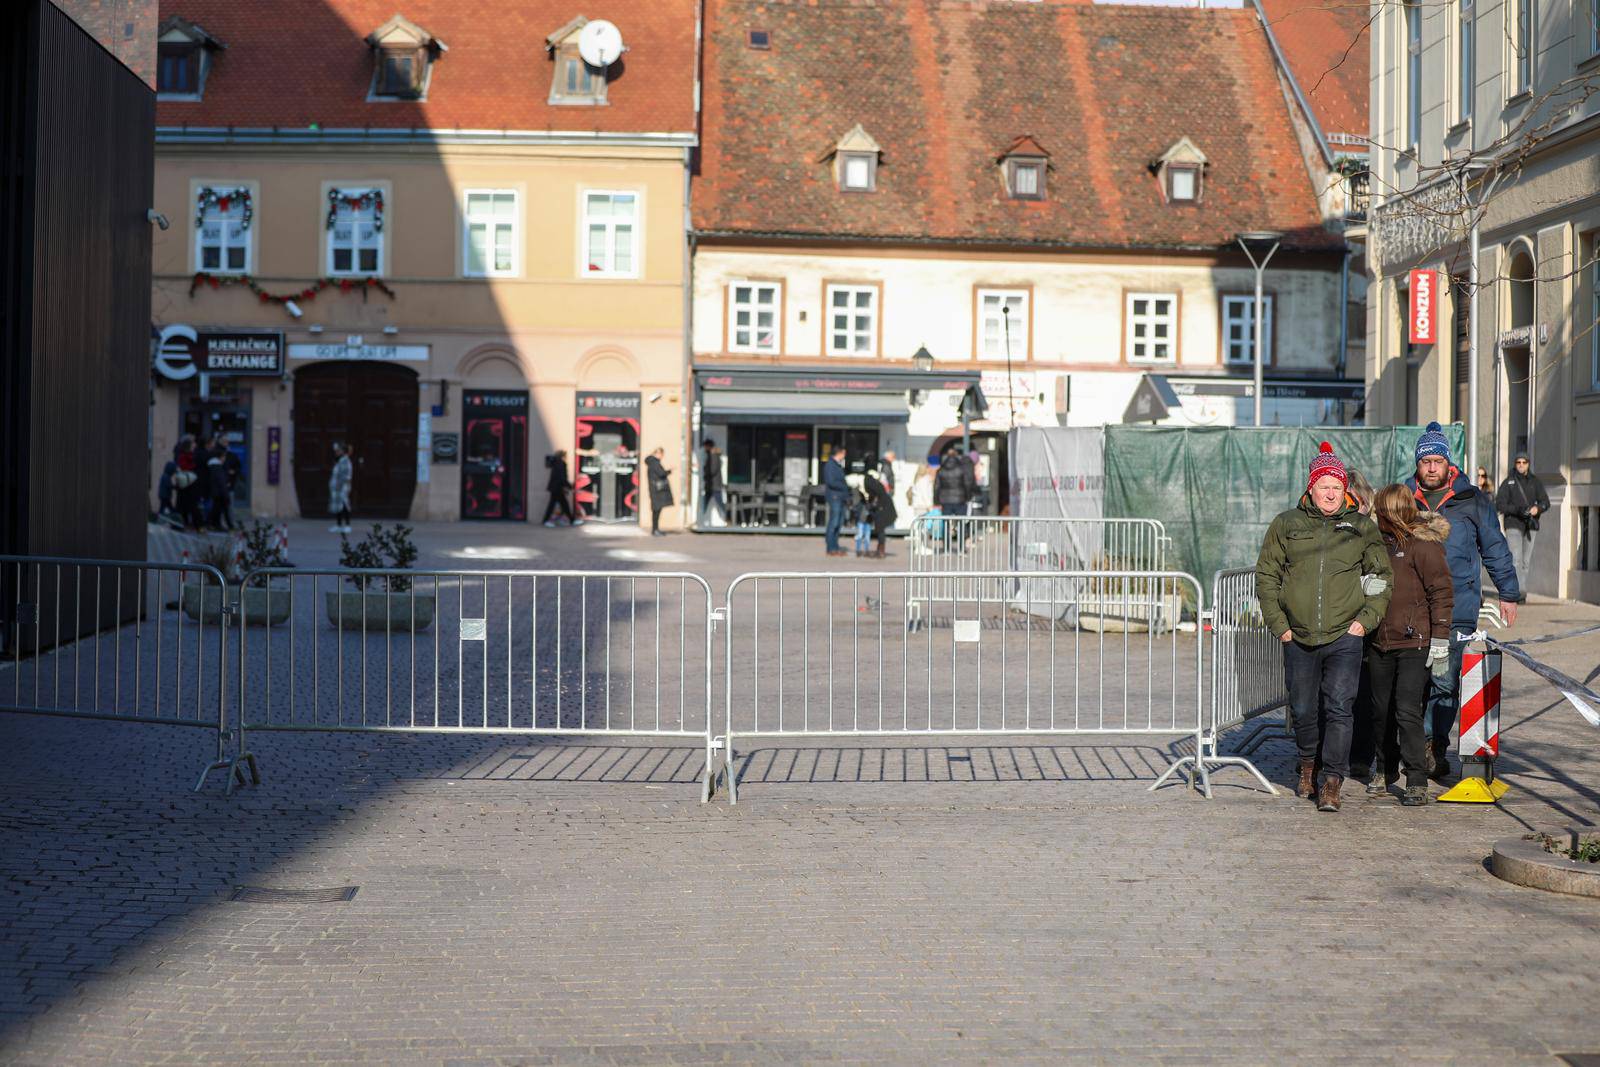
[234,568,717,799]
[718,569,1205,802]
[0,555,235,790]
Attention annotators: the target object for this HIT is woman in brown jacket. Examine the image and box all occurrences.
[1368,484,1455,805]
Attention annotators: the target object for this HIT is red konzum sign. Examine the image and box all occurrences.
[1409,268,1437,345]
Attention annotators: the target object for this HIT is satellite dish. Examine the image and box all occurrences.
[578,20,624,67]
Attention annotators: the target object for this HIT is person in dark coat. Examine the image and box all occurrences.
[863,468,897,558]
[173,436,205,531]
[933,447,978,548]
[699,439,727,527]
[1495,452,1548,603]
[206,436,236,531]
[821,446,849,557]
[645,447,673,537]
[542,449,581,527]
[1405,422,1519,778]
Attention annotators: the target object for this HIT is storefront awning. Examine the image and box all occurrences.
[701,390,909,425]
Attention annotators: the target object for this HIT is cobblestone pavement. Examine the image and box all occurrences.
[1,525,1598,1064]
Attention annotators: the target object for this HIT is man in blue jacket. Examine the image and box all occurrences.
[1404,422,1520,778]
[821,446,850,557]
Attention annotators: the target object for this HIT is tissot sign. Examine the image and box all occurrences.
[1408,269,1437,345]
[154,325,285,379]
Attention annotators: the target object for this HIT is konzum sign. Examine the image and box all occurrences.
[1409,268,1438,345]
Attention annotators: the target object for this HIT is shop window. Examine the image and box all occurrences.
[826,284,878,356]
[328,188,384,276]
[1126,292,1177,362]
[195,188,251,274]
[978,288,1027,360]
[728,282,781,353]
[464,190,518,277]
[1221,294,1272,366]
[582,191,638,277]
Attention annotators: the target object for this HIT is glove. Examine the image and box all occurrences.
[1360,573,1388,597]
[1426,638,1451,677]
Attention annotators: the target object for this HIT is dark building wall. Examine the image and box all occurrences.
[1,0,151,564]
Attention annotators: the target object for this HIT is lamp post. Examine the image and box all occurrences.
[1237,231,1283,427]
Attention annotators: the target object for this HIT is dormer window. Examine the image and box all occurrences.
[156,17,224,100]
[825,125,881,193]
[547,17,608,105]
[1153,137,1208,205]
[366,15,444,101]
[997,136,1050,200]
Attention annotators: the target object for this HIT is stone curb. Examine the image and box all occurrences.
[1491,830,1600,898]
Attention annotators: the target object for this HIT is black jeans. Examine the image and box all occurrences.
[651,505,665,533]
[1282,633,1364,785]
[542,491,575,523]
[1365,645,1430,788]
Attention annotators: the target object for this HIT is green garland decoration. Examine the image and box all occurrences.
[196,186,253,230]
[327,188,385,232]
[189,272,396,304]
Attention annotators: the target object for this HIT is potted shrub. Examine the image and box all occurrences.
[326,523,434,632]
[180,522,295,626]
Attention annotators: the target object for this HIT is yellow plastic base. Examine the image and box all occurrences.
[1437,777,1510,803]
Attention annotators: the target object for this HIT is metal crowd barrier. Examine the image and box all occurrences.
[0,555,236,790]
[232,568,718,800]
[907,516,1173,633]
[1193,567,1286,796]
[715,569,1206,803]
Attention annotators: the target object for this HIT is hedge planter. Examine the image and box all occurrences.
[180,584,292,627]
[324,590,436,633]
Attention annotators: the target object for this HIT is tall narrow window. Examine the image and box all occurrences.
[582,191,638,277]
[1592,0,1600,56]
[1221,295,1273,366]
[1126,293,1177,362]
[978,289,1028,360]
[1458,0,1474,122]
[464,191,518,277]
[1591,248,1600,390]
[195,189,250,274]
[1405,0,1423,146]
[328,189,383,276]
[728,282,781,353]
[1515,0,1532,92]
[825,284,878,356]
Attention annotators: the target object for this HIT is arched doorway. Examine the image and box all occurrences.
[460,351,530,522]
[293,361,419,519]
[1502,247,1535,474]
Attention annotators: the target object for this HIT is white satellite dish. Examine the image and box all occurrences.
[578,19,625,68]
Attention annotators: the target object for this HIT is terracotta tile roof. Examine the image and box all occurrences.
[1258,0,1370,146]
[156,0,696,135]
[695,0,1339,251]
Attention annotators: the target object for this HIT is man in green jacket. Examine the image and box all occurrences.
[1256,442,1392,812]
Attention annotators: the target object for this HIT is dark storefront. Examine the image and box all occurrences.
[462,390,529,521]
[157,329,285,510]
[575,391,640,523]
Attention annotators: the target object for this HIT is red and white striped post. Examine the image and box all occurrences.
[1440,645,1508,803]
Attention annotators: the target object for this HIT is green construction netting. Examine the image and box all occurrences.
[1104,424,1467,600]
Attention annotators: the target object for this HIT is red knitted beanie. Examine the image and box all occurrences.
[1307,441,1347,492]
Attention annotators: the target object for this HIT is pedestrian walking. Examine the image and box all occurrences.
[1495,452,1547,603]
[934,446,977,548]
[541,449,581,527]
[878,450,897,497]
[850,477,872,557]
[821,446,849,557]
[863,467,897,558]
[328,443,354,533]
[206,436,235,532]
[173,437,205,531]
[645,447,673,537]
[1342,467,1380,784]
[699,439,727,527]
[1365,483,1455,805]
[1406,421,1519,779]
[1256,442,1392,812]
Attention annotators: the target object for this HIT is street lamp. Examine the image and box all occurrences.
[1236,231,1282,427]
[911,345,934,373]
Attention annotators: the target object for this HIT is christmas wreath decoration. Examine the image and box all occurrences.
[195,186,253,230]
[327,188,385,232]
[189,272,396,304]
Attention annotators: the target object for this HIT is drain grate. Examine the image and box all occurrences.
[230,885,359,904]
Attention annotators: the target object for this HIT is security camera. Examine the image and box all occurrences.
[146,209,169,231]
[284,300,303,319]
[648,392,663,403]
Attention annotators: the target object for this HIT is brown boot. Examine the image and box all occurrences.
[1317,776,1342,813]
[1296,760,1316,799]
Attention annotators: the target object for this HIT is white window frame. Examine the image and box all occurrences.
[825,284,879,357]
[580,190,640,279]
[1512,0,1533,94]
[839,152,876,192]
[326,186,385,277]
[977,288,1028,360]
[1221,294,1274,367]
[727,281,782,354]
[1126,292,1178,363]
[1457,0,1475,124]
[462,189,519,278]
[193,186,252,275]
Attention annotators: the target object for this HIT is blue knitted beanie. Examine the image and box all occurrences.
[1414,421,1451,465]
